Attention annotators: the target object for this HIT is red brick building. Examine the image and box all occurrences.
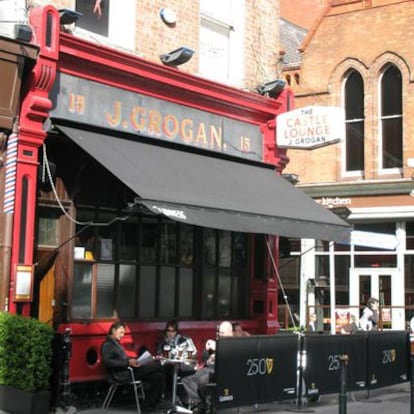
[281,0,414,331]
[0,1,349,387]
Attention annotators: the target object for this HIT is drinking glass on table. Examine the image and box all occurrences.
[177,345,184,359]
[163,344,171,358]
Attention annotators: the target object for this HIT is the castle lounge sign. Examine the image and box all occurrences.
[276,106,345,149]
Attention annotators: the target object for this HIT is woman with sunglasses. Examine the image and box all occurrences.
[156,320,197,400]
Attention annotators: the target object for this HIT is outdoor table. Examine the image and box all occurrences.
[160,357,196,414]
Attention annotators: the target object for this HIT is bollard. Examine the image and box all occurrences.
[55,328,77,414]
[339,354,348,414]
[296,332,305,408]
[61,328,73,408]
[287,332,314,413]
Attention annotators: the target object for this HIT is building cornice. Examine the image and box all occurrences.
[58,33,286,125]
[298,180,414,197]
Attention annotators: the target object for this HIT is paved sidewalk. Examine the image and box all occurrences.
[74,382,411,414]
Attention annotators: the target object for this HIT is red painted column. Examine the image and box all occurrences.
[8,6,59,314]
[251,88,295,333]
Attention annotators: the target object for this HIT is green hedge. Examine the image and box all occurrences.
[0,312,53,392]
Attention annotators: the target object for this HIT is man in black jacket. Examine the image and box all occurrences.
[101,321,166,410]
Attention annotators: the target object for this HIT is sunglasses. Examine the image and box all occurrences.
[166,329,176,333]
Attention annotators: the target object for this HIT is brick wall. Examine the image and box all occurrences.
[38,0,280,92]
[283,0,414,184]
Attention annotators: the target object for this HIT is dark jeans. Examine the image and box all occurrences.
[133,360,165,407]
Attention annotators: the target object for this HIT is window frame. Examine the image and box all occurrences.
[73,0,136,51]
[199,0,245,87]
[378,64,403,173]
[342,70,365,176]
[71,206,251,321]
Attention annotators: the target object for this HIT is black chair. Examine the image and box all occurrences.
[101,366,145,413]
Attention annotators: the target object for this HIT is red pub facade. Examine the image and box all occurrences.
[0,5,348,383]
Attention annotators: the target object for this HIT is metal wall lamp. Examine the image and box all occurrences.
[257,79,286,98]
[58,9,83,25]
[282,173,299,185]
[160,46,195,67]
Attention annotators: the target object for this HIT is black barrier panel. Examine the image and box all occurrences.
[304,333,368,395]
[367,331,409,389]
[215,336,260,408]
[215,334,297,408]
[256,335,298,403]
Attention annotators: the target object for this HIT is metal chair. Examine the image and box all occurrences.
[101,366,145,413]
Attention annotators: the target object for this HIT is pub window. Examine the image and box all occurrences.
[74,0,136,50]
[72,207,250,321]
[344,70,364,172]
[200,229,249,319]
[404,255,414,314]
[75,0,110,37]
[406,221,414,250]
[36,216,58,247]
[72,261,93,318]
[380,64,403,170]
[199,0,244,86]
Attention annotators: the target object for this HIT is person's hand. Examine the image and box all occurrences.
[208,354,215,363]
[129,358,139,367]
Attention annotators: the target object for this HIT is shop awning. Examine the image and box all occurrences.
[56,125,350,242]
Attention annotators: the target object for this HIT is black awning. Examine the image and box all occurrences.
[56,125,350,242]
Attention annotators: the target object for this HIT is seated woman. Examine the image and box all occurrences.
[157,320,197,364]
[156,320,197,398]
[101,321,168,411]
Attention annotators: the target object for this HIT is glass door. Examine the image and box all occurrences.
[349,268,404,329]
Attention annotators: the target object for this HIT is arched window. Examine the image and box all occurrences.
[285,74,291,86]
[380,65,402,169]
[345,70,364,172]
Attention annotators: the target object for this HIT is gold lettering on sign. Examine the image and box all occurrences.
[240,136,251,152]
[210,126,222,150]
[148,110,162,136]
[130,106,146,130]
[195,123,208,146]
[163,114,179,139]
[69,93,86,114]
[180,119,193,144]
[105,101,122,127]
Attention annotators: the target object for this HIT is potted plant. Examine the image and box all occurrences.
[0,311,53,414]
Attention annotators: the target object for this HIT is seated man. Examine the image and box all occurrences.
[181,321,233,412]
[101,321,169,411]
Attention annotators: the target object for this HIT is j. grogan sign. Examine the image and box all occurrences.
[276,106,345,149]
[50,72,263,161]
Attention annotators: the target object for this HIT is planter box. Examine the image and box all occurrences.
[0,385,50,414]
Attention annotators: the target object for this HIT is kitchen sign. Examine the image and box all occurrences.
[276,106,345,149]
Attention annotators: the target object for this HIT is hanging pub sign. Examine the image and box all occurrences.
[276,106,345,149]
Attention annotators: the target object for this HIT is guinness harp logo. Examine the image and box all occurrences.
[266,358,274,374]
